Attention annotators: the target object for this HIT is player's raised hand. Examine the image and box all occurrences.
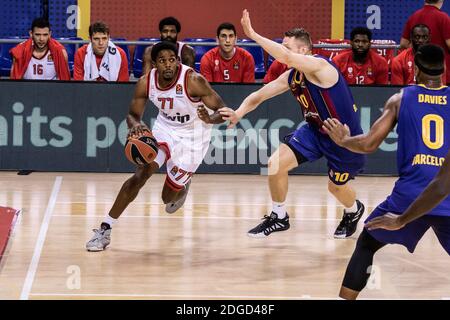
[322,118,350,147]
[128,124,150,139]
[241,9,256,39]
[365,213,405,231]
[219,107,240,128]
[197,105,212,124]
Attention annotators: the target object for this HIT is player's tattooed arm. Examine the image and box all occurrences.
[181,45,196,69]
[126,75,150,138]
[323,92,401,153]
[188,71,226,124]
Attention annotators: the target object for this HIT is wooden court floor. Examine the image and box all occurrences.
[0,172,448,300]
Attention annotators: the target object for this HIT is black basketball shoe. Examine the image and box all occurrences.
[248,212,290,238]
[334,200,365,239]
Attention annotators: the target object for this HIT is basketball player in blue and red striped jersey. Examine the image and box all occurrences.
[219,10,366,238]
[323,44,450,299]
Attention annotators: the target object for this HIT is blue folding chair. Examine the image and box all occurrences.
[54,37,82,76]
[183,38,216,72]
[238,39,265,79]
[133,37,159,78]
[0,37,26,77]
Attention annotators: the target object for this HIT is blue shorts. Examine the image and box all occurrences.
[284,124,365,185]
[366,201,450,254]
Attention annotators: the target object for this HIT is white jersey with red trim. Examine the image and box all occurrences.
[23,50,57,80]
[148,63,210,132]
[147,63,213,179]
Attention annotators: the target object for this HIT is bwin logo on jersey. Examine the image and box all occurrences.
[163,112,190,123]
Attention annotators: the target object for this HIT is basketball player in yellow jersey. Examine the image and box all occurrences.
[86,41,226,251]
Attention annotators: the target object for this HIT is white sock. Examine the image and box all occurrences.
[103,215,117,228]
[272,202,286,219]
[344,201,358,213]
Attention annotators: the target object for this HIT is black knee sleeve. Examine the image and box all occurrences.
[342,229,386,292]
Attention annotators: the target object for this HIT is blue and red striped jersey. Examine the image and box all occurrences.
[288,55,363,136]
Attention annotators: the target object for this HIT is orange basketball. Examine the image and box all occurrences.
[124,132,159,165]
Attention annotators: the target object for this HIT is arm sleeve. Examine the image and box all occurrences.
[375,59,389,85]
[242,54,255,83]
[200,53,213,82]
[263,61,278,84]
[390,57,404,85]
[442,15,450,41]
[73,49,84,80]
[117,49,130,82]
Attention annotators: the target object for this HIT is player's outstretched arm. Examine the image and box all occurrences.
[322,92,401,154]
[240,9,336,83]
[219,70,290,128]
[366,149,450,231]
[187,71,227,124]
[126,75,151,138]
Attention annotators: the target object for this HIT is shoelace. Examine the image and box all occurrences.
[338,213,353,228]
[257,214,276,229]
[91,229,104,240]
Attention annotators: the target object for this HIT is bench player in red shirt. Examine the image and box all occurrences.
[400,0,450,84]
[142,16,195,75]
[391,24,431,85]
[10,18,70,80]
[73,21,129,82]
[200,22,255,83]
[332,27,389,85]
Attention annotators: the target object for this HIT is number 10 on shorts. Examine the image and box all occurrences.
[334,171,349,183]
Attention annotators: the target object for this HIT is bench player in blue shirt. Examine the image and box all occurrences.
[323,44,450,299]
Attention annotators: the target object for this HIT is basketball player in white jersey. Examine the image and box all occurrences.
[86,41,226,251]
[142,16,195,74]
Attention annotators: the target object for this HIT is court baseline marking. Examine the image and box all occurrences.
[20,176,63,300]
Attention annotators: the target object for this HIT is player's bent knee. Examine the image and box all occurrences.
[130,163,158,188]
[268,152,296,175]
[328,181,344,194]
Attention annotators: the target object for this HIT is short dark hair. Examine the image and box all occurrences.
[412,23,430,32]
[151,41,178,62]
[31,17,50,31]
[411,24,430,36]
[89,21,109,37]
[159,17,181,33]
[415,44,445,76]
[425,0,441,4]
[217,22,236,37]
[284,28,313,50]
[350,27,372,41]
